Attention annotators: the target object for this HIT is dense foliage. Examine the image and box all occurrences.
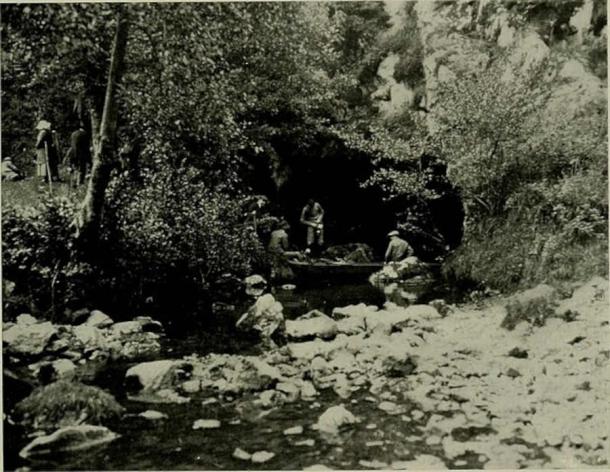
[2,196,92,320]
[2,169,265,319]
[1,0,607,311]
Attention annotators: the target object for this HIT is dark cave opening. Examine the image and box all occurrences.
[246,136,465,262]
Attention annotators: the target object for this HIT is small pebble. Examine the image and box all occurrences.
[294,439,315,447]
[284,425,303,435]
[425,435,442,446]
[201,398,218,406]
[366,423,377,430]
[411,409,424,420]
[358,459,388,469]
[251,450,275,463]
[193,419,220,430]
[233,448,251,461]
[139,410,167,420]
[365,440,384,447]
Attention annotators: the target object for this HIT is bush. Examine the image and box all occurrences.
[99,166,267,317]
[13,380,124,432]
[501,297,556,330]
[2,195,94,321]
[444,215,608,293]
[2,166,268,322]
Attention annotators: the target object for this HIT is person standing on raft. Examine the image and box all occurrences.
[300,198,324,255]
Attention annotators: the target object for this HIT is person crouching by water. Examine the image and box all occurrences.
[385,230,413,263]
[300,198,324,256]
[35,119,60,183]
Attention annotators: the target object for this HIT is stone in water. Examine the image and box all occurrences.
[193,419,220,430]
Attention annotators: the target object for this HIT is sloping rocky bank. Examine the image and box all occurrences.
[5,277,608,469]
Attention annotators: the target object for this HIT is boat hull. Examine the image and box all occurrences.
[287,260,384,280]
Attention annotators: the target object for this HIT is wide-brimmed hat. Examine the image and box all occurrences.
[36,120,51,131]
[387,230,400,238]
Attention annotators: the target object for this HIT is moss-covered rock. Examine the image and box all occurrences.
[13,380,124,432]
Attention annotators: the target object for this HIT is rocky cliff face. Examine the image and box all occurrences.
[373,0,606,121]
[413,0,607,123]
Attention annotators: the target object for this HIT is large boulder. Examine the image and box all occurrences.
[107,331,162,361]
[125,360,191,394]
[315,405,359,433]
[16,314,38,326]
[336,316,366,335]
[332,303,378,320]
[403,304,442,321]
[85,310,114,328]
[14,380,124,431]
[19,425,119,459]
[286,310,338,341]
[395,257,430,279]
[188,354,282,394]
[134,316,164,333]
[3,322,58,357]
[111,321,143,336]
[35,359,77,383]
[236,294,285,340]
[73,324,106,351]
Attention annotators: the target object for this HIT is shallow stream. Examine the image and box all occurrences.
[8,279,471,471]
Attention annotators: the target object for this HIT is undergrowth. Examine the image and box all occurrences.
[444,217,608,293]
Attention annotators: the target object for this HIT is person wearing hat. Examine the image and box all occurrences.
[35,119,60,182]
[384,230,413,263]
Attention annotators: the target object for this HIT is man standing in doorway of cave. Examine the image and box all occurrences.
[300,198,324,256]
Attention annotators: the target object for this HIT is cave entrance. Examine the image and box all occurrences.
[247,136,464,262]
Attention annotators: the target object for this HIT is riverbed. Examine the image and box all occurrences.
[5,277,609,470]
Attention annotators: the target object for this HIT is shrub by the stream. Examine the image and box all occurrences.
[1,196,94,321]
[100,166,267,316]
[501,297,556,331]
[14,380,124,432]
[2,167,268,321]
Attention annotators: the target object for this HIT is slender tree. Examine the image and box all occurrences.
[75,8,129,246]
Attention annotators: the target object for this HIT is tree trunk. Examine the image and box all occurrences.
[89,106,101,151]
[75,8,129,247]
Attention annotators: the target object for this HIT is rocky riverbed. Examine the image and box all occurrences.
[4,276,609,470]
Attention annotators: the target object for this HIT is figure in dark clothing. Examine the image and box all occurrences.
[35,120,60,182]
[64,125,92,186]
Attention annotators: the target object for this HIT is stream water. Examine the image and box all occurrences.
[7,280,472,471]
